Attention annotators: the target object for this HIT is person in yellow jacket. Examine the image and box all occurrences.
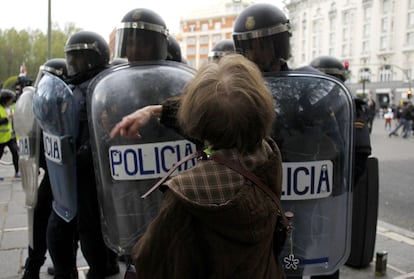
[0,89,20,178]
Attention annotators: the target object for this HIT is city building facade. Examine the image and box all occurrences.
[286,0,414,108]
[178,0,251,69]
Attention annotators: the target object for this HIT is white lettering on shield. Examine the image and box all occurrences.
[281,160,333,200]
[109,140,197,180]
[18,137,30,156]
[43,132,62,164]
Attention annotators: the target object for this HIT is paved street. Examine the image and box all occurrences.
[0,118,414,279]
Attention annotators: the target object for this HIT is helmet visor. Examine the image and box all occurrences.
[234,35,290,72]
[66,50,99,77]
[114,22,168,62]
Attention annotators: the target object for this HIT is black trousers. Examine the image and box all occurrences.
[24,173,53,273]
[76,158,118,279]
[47,210,78,279]
[0,138,19,174]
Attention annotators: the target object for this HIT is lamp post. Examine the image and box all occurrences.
[360,69,370,98]
[47,0,51,59]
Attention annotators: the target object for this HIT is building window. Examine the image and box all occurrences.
[187,60,195,68]
[213,34,221,43]
[343,11,350,25]
[379,65,392,81]
[200,47,209,55]
[329,33,335,45]
[187,47,195,55]
[407,31,414,45]
[202,23,208,32]
[362,40,370,53]
[187,37,196,45]
[380,36,388,50]
[342,44,349,56]
[342,27,349,41]
[199,59,208,67]
[381,18,389,32]
[405,69,412,81]
[214,22,221,30]
[312,20,320,33]
[315,7,321,17]
[382,0,391,13]
[364,6,372,20]
[200,36,209,44]
[409,12,414,28]
[329,16,336,30]
[363,23,371,38]
[302,13,307,35]
[189,25,195,32]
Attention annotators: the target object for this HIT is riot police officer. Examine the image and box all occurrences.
[109,38,235,140]
[310,56,374,274]
[232,3,320,75]
[166,35,183,62]
[233,4,353,279]
[35,31,118,279]
[208,39,235,63]
[64,31,119,279]
[310,55,372,181]
[232,3,291,73]
[114,8,169,62]
[18,58,70,279]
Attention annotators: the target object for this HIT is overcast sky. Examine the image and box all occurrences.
[0,0,285,42]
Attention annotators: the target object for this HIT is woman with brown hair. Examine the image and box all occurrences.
[112,54,285,278]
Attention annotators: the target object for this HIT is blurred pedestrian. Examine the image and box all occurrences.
[389,102,410,138]
[384,108,394,131]
[0,89,20,178]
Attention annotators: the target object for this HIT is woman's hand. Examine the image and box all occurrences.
[110,105,162,139]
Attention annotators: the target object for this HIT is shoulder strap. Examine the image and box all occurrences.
[211,154,291,228]
[141,151,204,199]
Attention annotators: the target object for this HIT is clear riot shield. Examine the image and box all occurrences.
[14,86,40,248]
[33,72,78,222]
[265,72,354,277]
[88,61,197,255]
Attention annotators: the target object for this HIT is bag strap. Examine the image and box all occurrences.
[142,151,292,231]
[211,154,292,230]
[141,150,205,199]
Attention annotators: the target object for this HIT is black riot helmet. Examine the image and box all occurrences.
[310,56,347,82]
[64,31,110,79]
[114,8,169,62]
[166,35,182,62]
[34,58,68,86]
[208,39,235,62]
[233,3,291,72]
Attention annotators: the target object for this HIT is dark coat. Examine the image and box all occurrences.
[132,139,285,279]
